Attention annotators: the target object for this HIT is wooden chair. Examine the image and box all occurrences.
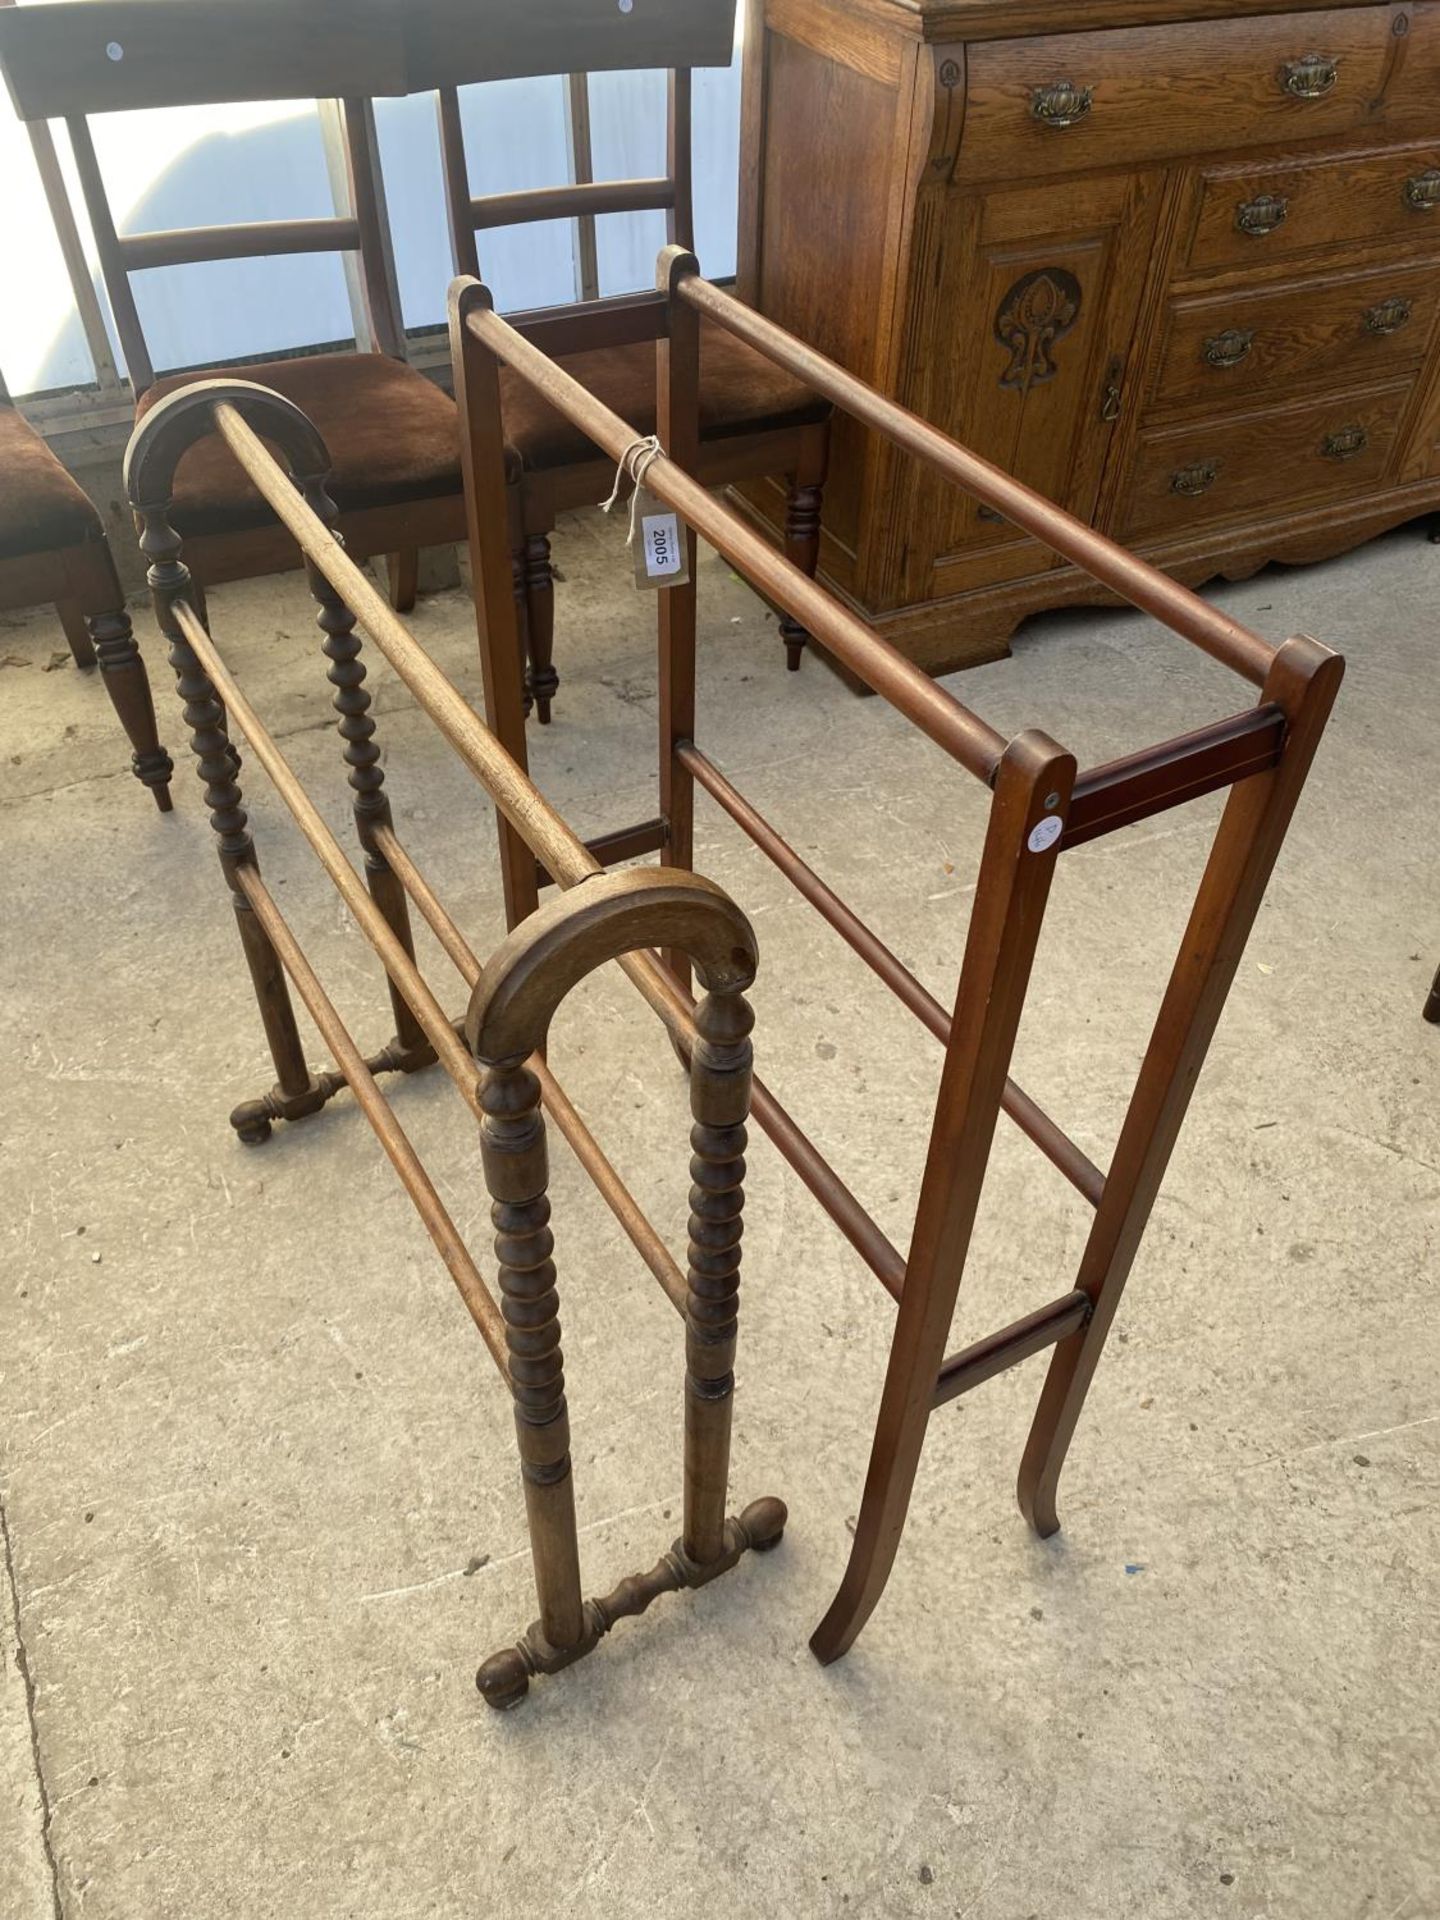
[0,0,466,610]
[0,372,172,809]
[60,97,465,612]
[435,64,831,721]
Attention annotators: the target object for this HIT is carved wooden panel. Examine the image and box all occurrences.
[902,170,1162,596]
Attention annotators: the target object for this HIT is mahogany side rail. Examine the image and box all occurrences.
[122,379,787,1709]
[450,250,1345,1667]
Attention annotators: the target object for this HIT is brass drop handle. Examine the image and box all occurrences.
[1031,80,1094,129]
[1170,460,1219,498]
[1403,169,1440,211]
[1322,424,1368,460]
[1203,328,1255,370]
[1235,193,1289,237]
[1364,296,1412,335]
[1280,52,1339,98]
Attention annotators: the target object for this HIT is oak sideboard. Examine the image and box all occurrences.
[737,0,1440,673]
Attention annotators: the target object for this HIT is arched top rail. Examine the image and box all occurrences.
[465,869,758,1068]
[124,378,332,511]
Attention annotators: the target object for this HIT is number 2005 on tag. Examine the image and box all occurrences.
[634,498,690,590]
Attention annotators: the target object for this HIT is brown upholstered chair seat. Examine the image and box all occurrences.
[0,404,104,560]
[500,322,831,472]
[136,353,462,537]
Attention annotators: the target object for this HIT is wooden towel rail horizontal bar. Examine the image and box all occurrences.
[677,741,1107,1210]
[457,298,1009,783]
[122,374,789,1709]
[199,394,913,1304]
[449,248,1344,1668]
[674,273,1278,689]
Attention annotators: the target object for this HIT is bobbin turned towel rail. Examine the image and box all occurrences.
[122,379,786,1708]
[450,249,1345,1667]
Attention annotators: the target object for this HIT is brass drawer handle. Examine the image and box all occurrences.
[1280,52,1339,98]
[1235,193,1289,237]
[1365,296,1412,335]
[1322,425,1368,460]
[1203,328,1255,370]
[1031,80,1094,129]
[1171,460,1219,498]
[1403,169,1440,211]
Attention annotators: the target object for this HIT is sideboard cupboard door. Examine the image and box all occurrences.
[902,171,1163,604]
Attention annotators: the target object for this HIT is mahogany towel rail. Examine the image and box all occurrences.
[122,380,787,1709]
[449,248,1345,1666]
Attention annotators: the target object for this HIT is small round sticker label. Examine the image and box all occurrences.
[105,40,124,60]
[1027,814,1063,854]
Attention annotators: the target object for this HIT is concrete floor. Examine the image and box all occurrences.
[1,510,1436,1919]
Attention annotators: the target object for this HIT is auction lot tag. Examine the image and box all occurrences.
[633,493,690,590]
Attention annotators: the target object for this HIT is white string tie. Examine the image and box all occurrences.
[600,434,665,547]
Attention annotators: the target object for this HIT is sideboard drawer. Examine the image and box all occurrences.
[1150,260,1440,412]
[1118,378,1413,542]
[1182,140,1440,272]
[958,9,1392,185]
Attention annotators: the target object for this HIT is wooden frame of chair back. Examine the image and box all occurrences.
[436,68,696,289]
[429,4,827,719]
[449,249,1345,1667]
[423,0,740,279]
[61,99,404,404]
[121,375,784,1708]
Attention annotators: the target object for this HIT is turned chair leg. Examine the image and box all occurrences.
[386,548,420,613]
[55,598,97,669]
[779,427,828,672]
[508,541,534,720]
[88,606,175,812]
[522,530,559,723]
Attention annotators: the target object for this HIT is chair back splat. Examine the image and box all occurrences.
[451,247,1344,1667]
[121,375,786,1709]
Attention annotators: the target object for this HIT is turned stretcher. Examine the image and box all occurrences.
[448,247,1344,1666]
[123,383,786,1709]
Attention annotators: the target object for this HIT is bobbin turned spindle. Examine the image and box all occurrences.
[466,869,785,1708]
